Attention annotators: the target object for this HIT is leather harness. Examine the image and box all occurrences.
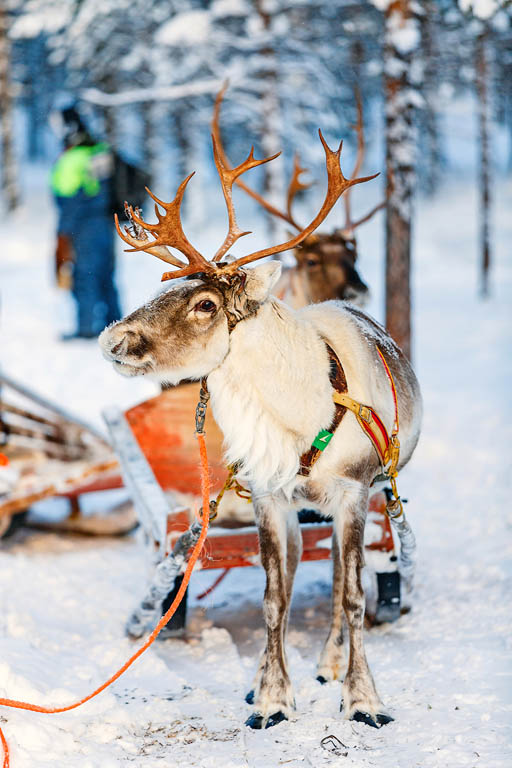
[196,274,401,489]
[298,344,348,476]
[299,343,400,480]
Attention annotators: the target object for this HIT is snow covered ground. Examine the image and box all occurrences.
[0,168,511,767]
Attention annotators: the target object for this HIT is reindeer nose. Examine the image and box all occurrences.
[98,325,129,360]
[111,337,128,356]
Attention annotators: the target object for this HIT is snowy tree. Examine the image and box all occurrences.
[374,0,423,361]
[0,1,18,211]
[458,0,512,297]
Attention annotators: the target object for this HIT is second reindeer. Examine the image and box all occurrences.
[212,85,386,308]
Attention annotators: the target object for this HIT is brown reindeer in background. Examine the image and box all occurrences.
[100,129,422,731]
[212,85,385,308]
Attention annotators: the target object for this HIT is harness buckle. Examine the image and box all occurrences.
[358,404,372,424]
[195,401,208,434]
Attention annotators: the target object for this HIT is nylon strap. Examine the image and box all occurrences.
[331,392,391,466]
[300,345,401,483]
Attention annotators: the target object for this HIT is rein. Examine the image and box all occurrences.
[0,403,214,768]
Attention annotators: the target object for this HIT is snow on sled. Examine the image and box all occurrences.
[106,382,414,631]
[0,372,133,538]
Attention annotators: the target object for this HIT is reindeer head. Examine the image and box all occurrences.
[99,128,377,385]
[99,262,281,385]
[293,230,368,305]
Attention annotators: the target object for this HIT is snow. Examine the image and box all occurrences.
[156,11,211,47]
[459,0,502,19]
[387,11,420,55]
[1,163,512,766]
[82,79,226,108]
[211,0,250,19]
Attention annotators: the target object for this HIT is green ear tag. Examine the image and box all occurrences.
[312,429,333,451]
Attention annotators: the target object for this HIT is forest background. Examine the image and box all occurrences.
[1,0,511,359]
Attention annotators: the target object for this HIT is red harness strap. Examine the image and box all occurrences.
[303,344,400,477]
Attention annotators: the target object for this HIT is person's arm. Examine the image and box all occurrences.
[54,194,77,236]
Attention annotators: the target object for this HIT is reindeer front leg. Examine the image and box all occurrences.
[246,496,296,729]
[336,483,393,728]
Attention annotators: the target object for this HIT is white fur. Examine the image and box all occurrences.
[207,290,421,498]
[208,298,334,496]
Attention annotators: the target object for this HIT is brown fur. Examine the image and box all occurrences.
[291,231,369,304]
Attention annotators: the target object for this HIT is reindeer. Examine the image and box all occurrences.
[212,85,385,309]
[99,131,422,730]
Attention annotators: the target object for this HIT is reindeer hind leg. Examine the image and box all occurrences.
[317,528,346,683]
[336,483,394,727]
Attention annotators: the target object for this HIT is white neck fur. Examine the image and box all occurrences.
[207,299,334,496]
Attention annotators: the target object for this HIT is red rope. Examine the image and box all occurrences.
[0,432,211,768]
[196,567,230,601]
[376,347,399,433]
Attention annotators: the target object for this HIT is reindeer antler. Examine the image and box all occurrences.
[212,82,309,231]
[115,203,185,268]
[221,131,379,273]
[115,176,215,280]
[212,135,280,262]
[117,117,378,282]
[286,154,311,225]
[340,91,386,238]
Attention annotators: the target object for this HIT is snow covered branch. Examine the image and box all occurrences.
[81,78,231,107]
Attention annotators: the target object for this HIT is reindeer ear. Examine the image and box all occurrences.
[242,261,282,302]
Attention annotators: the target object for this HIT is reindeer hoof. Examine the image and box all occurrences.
[245,689,255,704]
[316,675,328,685]
[265,711,288,728]
[352,711,394,728]
[245,713,264,729]
[245,711,288,729]
[376,713,394,726]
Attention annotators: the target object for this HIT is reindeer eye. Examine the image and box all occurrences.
[194,299,216,313]
[307,259,320,267]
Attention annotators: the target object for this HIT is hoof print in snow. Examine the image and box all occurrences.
[352,711,394,728]
[245,689,255,705]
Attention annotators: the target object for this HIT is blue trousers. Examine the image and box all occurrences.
[71,218,121,336]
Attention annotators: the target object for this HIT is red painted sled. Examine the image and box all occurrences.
[109,382,402,627]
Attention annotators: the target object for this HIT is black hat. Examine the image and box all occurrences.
[57,105,93,147]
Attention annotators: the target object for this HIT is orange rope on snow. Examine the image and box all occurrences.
[1,726,9,768]
[0,432,212,768]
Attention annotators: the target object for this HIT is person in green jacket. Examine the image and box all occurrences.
[51,106,121,340]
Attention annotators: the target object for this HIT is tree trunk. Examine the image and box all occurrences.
[384,0,420,361]
[100,74,117,148]
[171,100,194,218]
[420,0,441,195]
[0,4,19,211]
[256,0,282,237]
[476,28,491,299]
[140,102,154,187]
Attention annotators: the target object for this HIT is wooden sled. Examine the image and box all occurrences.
[107,382,402,629]
[0,372,130,538]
